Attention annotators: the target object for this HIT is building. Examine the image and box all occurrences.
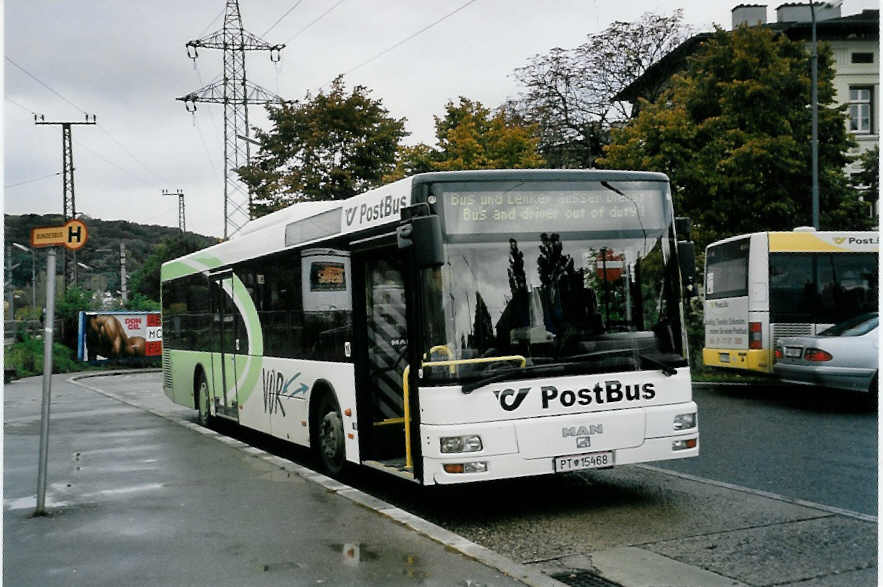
[617,4,879,181]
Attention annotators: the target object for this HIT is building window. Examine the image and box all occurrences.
[848,87,873,134]
[851,52,874,64]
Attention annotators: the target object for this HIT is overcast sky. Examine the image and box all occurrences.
[4,0,878,238]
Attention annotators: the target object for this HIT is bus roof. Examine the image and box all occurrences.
[161,169,671,282]
[706,230,879,253]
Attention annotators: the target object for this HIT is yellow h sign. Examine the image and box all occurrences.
[31,219,88,250]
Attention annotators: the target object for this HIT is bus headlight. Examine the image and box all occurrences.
[440,435,483,453]
[673,413,696,430]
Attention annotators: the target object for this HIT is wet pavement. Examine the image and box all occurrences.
[3,372,545,586]
[5,371,877,586]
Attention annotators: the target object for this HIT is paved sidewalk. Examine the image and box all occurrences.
[4,373,556,586]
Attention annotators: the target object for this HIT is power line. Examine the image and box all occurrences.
[5,56,87,115]
[5,96,38,116]
[322,0,478,88]
[284,0,347,44]
[95,123,170,184]
[261,0,305,37]
[7,96,159,187]
[5,171,61,189]
[198,8,225,37]
[6,56,168,184]
[74,138,155,185]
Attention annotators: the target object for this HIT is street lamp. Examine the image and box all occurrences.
[12,242,35,309]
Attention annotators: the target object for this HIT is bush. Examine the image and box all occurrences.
[4,333,80,378]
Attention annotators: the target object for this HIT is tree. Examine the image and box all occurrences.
[510,11,690,168]
[600,25,867,248]
[55,286,95,349]
[849,146,879,221]
[239,76,408,215]
[129,235,213,303]
[389,98,544,179]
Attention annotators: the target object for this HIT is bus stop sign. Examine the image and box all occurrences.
[31,219,88,250]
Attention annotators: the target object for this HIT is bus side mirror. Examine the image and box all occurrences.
[677,240,697,298]
[397,215,444,269]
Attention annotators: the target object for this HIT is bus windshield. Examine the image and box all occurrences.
[420,179,686,383]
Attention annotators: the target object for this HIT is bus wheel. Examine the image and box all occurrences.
[316,395,345,476]
[196,370,211,426]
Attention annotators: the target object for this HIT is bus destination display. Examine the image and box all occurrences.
[441,188,662,235]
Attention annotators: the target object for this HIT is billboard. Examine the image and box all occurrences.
[77,311,162,362]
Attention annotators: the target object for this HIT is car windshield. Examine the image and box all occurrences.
[819,312,879,337]
[418,178,687,384]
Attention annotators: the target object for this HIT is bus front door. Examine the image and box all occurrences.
[353,251,411,470]
[210,273,238,419]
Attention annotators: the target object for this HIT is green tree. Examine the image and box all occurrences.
[390,98,544,178]
[55,286,96,349]
[239,75,408,215]
[849,146,879,221]
[600,25,866,248]
[129,235,213,303]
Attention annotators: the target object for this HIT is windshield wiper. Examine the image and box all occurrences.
[460,361,587,395]
[460,348,678,394]
[565,348,678,377]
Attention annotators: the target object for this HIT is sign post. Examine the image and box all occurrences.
[30,219,87,516]
[35,248,56,516]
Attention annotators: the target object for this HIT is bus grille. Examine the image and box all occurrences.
[162,348,172,392]
[771,323,813,348]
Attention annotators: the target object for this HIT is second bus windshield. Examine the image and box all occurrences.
[420,179,685,382]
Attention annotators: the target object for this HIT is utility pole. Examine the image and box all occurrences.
[120,242,128,304]
[177,0,285,239]
[6,243,20,320]
[810,0,820,230]
[162,189,186,233]
[35,113,97,288]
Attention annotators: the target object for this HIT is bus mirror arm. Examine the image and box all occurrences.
[677,240,697,298]
[397,214,444,269]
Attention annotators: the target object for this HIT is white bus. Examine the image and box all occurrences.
[161,170,699,485]
[703,229,879,374]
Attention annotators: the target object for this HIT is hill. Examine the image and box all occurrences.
[4,213,218,301]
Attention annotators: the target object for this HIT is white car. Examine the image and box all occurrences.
[773,312,878,394]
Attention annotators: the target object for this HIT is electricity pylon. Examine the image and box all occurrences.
[35,113,96,288]
[177,0,285,239]
[162,189,186,233]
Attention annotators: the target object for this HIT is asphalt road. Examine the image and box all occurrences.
[72,371,878,586]
[656,383,878,516]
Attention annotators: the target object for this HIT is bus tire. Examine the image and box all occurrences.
[314,393,345,476]
[195,369,211,426]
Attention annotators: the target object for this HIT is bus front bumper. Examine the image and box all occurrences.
[703,348,772,373]
[421,403,699,485]
[423,436,699,485]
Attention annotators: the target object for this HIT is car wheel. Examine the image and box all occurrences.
[196,370,211,426]
[316,395,345,476]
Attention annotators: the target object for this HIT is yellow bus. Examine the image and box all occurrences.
[703,229,878,373]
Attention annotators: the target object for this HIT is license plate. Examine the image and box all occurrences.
[554,451,614,473]
[785,347,803,358]
[719,352,730,363]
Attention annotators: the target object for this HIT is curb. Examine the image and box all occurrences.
[68,371,566,587]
